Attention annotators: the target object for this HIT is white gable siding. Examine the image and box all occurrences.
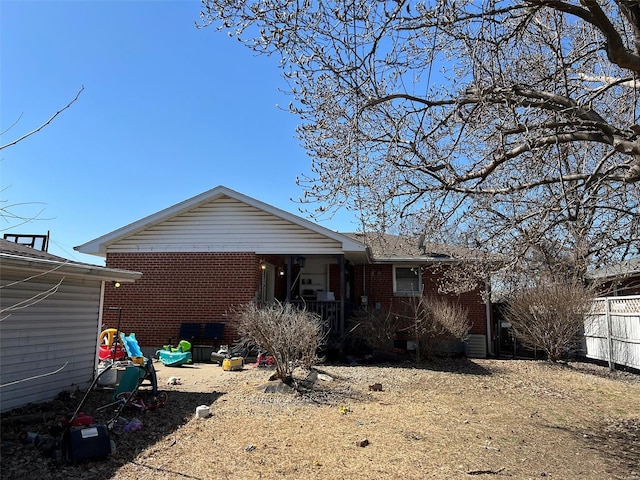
[0,273,102,412]
[107,195,344,255]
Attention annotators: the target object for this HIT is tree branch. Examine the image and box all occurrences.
[0,86,84,151]
[530,0,640,72]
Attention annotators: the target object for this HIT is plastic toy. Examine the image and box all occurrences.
[155,340,193,367]
[98,328,125,361]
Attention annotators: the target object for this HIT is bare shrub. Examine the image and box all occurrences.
[234,302,325,383]
[348,307,406,352]
[400,295,471,361]
[504,282,595,362]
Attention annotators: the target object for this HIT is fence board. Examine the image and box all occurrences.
[584,296,640,370]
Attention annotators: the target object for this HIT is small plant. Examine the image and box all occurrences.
[234,301,325,384]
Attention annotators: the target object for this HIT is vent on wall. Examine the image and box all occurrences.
[465,334,487,358]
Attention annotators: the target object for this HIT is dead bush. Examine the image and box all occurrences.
[504,282,595,362]
[400,295,471,360]
[234,302,325,383]
[347,307,406,352]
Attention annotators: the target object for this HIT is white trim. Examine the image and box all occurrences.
[393,265,423,297]
[0,253,141,283]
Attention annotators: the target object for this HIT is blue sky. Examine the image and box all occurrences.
[1,0,356,265]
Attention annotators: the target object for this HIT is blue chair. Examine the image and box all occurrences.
[178,323,201,342]
[202,322,225,343]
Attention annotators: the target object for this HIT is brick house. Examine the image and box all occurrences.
[75,186,492,358]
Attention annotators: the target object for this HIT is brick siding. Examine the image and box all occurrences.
[352,264,488,335]
[103,252,259,348]
[101,252,489,350]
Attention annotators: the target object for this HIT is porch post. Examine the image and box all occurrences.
[338,254,345,334]
[286,255,293,303]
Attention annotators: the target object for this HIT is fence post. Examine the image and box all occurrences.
[605,298,615,371]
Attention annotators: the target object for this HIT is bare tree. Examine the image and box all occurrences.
[0,86,83,151]
[1,87,84,229]
[199,1,640,284]
[1,88,82,316]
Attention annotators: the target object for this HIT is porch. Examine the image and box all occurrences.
[259,254,352,337]
[290,299,342,336]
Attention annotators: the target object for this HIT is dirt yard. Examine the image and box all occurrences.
[1,358,639,480]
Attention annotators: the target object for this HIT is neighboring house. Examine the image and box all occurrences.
[75,186,493,358]
[0,239,141,412]
[587,258,640,296]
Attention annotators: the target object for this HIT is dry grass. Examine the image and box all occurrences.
[2,358,639,480]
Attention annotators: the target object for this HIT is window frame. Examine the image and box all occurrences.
[393,265,423,297]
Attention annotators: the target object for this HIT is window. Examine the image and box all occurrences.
[394,266,422,296]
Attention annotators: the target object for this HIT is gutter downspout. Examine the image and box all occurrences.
[485,278,493,357]
[339,254,345,334]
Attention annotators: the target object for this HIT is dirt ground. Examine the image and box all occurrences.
[1,357,639,480]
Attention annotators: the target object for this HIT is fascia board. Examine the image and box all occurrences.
[0,254,141,282]
[373,256,461,264]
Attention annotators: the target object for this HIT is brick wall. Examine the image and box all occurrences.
[421,270,488,335]
[352,264,488,335]
[102,252,260,348]
[100,252,490,349]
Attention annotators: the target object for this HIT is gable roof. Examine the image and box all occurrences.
[0,239,141,282]
[75,185,369,260]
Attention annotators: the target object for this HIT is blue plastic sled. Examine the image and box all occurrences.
[155,340,192,367]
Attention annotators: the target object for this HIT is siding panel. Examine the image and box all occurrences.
[107,196,344,254]
[1,274,101,412]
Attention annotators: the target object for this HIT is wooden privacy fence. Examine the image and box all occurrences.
[584,295,640,370]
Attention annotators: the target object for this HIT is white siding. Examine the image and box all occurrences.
[0,273,102,412]
[107,195,344,255]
